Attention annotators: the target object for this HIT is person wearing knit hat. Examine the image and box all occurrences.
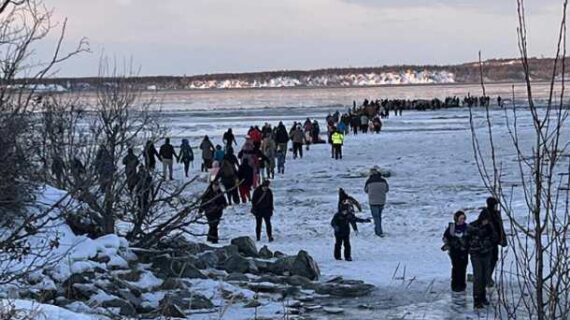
[364,167,389,237]
[481,196,507,289]
[465,206,499,309]
[442,211,469,292]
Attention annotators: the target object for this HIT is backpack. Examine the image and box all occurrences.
[181,145,194,161]
[220,160,235,177]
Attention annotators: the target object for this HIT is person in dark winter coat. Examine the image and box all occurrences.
[199,182,228,244]
[290,126,305,159]
[251,180,274,242]
[217,157,240,205]
[159,138,178,180]
[274,122,289,157]
[466,210,498,309]
[122,148,140,193]
[223,128,237,150]
[331,200,371,261]
[144,140,161,170]
[482,197,507,287]
[364,167,389,237]
[442,211,469,292]
[135,164,152,214]
[238,159,254,203]
[200,135,215,172]
[51,155,65,188]
[95,145,114,192]
[179,139,194,177]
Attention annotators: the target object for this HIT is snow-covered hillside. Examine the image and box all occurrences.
[187,70,455,89]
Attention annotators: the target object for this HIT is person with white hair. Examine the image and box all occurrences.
[364,166,389,237]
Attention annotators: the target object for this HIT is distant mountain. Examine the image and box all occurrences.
[21,57,570,91]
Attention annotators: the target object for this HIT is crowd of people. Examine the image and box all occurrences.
[101,98,511,311]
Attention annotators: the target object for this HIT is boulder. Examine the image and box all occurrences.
[161,303,186,318]
[117,289,142,308]
[161,278,188,290]
[258,246,273,259]
[231,236,259,258]
[151,255,207,279]
[273,251,286,258]
[223,255,258,274]
[284,275,314,288]
[268,256,296,275]
[244,299,262,308]
[196,251,219,269]
[63,274,89,300]
[254,275,284,284]
[102,298,137,317]
[214,245,240,262]
[323,307,344,314]
[225,273,249,282]
[116,270,142,282]
[314,281,375,297]
[290,250,320,280]
[69,284,98,300]
[189,294,214,310]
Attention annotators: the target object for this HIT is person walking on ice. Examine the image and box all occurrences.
[364,166,389,237]
[442,211,469,292]
[331,191,370,261]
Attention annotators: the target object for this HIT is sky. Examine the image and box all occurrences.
[38,0,567,77]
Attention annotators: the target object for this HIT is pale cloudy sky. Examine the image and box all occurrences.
[41,0,565,77]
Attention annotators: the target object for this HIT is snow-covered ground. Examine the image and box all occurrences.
[143,86,557,318]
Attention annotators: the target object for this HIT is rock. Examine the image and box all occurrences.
[189,294,214,310]
[258,245,273,259]
[151,254,208,279]
[290,250,320,281]
[314,282,375,297]
[253,259,273,273]
[102,298,137,317]
[268,256,296,275]
[223,255,258,274]
[159,236,204,256]
[215,245,240,262]
[160,293,190,310]
[116,270,142,282]
[117,289,142,308]
[70,284,98,300]
[225,273,249,282]
[273,251,286,258]
[254,275,284,284]
[91,253,111,264]
[161,303,186,318]
[63,274,89,300]
[161,278,187,290]
[37,289,57,303]
[244,300,262,308]
[231,236,259,258]
[285,275,314,288]
[248,282,287,294]
[323,307,344,314]
[196,251,219,269]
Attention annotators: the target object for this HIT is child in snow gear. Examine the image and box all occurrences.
[364,166,389,237]
[276,147,286,174]
[251,180,274,242]
[442,211,469,292]
[466,210,498,309]
[331,199,371,261]
[199,181,228,244]
[179,139,194,177]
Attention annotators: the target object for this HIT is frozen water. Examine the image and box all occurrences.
[145,83,568,318]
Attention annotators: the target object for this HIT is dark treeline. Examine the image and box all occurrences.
[10,57,570,91]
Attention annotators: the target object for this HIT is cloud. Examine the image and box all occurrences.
[41,0,567,76]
